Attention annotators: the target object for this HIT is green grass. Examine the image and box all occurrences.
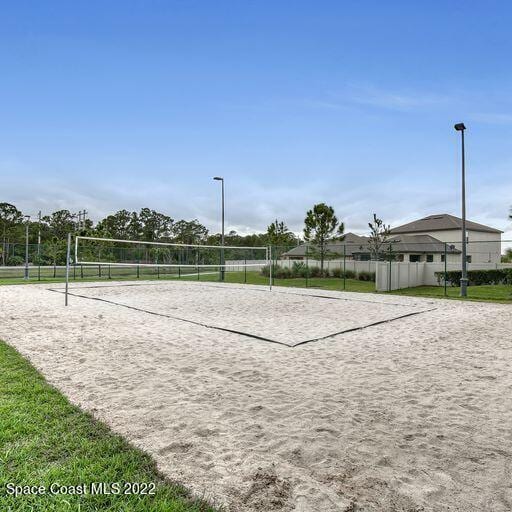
[0,341,216,512]
[389,284,512,303]
[2,269,511,303]
[179,270,376,293]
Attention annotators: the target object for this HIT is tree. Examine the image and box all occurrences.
[0,203,25,265]
[266,219,297,248]
[172,219,209,245]
[41,210,77,241]
[45,237,67,267]
[502,248,512,263]
[303,203,344,274]
[367,213,391,260]
[95,210,141,240]
[138,208,173,242]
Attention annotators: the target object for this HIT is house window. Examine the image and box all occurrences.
[467,255,472,263]
[426,254,434,262]
[397,254,404,262]
[409,254,421,262]
[441,254,445,262]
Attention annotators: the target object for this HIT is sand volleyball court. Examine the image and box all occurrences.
[1,280,511,511]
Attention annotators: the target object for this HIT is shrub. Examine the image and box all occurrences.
[309,266,322,278]
[330,268,357,279]
[357,270,376,282]
[331,267,342,278]
[291,262,308,278]
[435,269,512,286]
[6,256,25,266]
[260,264,294,279]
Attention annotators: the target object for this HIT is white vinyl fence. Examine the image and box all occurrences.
[375,261,512,291]
[275,259,377,274]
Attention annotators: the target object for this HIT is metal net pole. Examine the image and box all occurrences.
[65,233,71,306]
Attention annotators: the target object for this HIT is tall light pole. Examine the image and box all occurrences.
[24,215,30,280]
[454,122,468,297]
[213,177,225,281]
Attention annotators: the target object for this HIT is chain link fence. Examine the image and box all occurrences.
[1,239,511,301]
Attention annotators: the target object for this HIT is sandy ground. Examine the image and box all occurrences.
[0,280,511,511]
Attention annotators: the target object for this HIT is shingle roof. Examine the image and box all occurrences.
[390,213,502,234]
[387,234,460,254]
[281,232,460,257]
[281,233,369,258]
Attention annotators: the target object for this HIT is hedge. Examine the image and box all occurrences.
[261,264,375,282]
[435,269,512,286]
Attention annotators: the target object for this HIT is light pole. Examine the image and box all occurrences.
[24,215,30,280]
[454,122,468,297]
[213,177,225,281]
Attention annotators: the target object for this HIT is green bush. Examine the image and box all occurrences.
[357,270,376,282]
[6,256,25,266]
[330,268,357,279]
[291,262,309,278]
[309,266,322,278]
[435,269,512,286]
[331,267,342,278]
[261,264,293,279]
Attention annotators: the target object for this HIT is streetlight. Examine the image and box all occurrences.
[454,122,468,297]
[24,215,30,280]
[213,176,225,281]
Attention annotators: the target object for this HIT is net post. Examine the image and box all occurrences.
[244,257,247,284]
[65,232,71,306]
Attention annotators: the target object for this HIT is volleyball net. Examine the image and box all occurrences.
[73,236,270,276]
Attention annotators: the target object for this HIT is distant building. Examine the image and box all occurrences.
[390,213,502,264]
[281,232,460,262]
[281,213,502,264]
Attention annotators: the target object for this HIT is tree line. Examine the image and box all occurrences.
[0,202,300,266]
[0,201,392,270]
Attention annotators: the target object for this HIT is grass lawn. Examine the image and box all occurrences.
[389,284,512,303]
[180,270,376,293]
[0,270,376,294]
[1,270,511,302]
[0,341,215,512]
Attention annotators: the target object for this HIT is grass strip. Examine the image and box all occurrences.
[0,341,217,512]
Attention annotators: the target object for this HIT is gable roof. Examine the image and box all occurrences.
[280,233,369,258]
[390,213,502,234]
[281,232,460,258]
[386,234,460,254]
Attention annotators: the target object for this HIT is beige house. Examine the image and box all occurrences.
[390,214,503,264]
[282,213,502,264]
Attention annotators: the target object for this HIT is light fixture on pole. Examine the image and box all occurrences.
[24,215,30,280]
[213,176,225,281]
[454,122,468,297]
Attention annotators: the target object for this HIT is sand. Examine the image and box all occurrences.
[0,280,511,511]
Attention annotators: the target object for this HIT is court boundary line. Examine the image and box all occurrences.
[49,279,431,308]
[48,287,437,348]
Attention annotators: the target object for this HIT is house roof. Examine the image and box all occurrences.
[390,213,503,234]
[387,234,460,254]
[281,233,369,258]
[281,232,460,258]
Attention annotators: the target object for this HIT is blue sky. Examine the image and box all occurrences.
[1,0,511,240]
